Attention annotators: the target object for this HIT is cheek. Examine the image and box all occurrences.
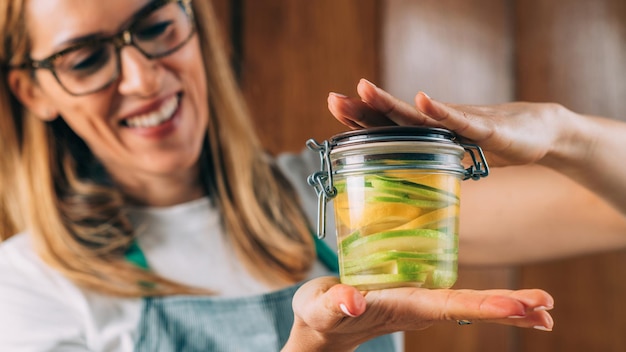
[181,52,210,126]
[179,39,208,97]
[54,97,117,143]
[62,101,110,120]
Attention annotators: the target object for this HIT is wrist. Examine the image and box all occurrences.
[537,104,594,173]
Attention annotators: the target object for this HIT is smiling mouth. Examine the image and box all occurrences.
[123,95,180,128]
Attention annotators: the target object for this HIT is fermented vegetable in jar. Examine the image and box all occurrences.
[307,127,488,290]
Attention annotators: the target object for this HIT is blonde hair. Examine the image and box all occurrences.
[0,0,314,297]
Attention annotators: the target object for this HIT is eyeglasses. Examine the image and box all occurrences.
[12,0,195,96]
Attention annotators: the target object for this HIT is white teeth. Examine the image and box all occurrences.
[125,96,179,128]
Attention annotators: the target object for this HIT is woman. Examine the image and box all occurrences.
[0,0,553,351]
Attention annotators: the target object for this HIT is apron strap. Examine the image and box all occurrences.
[125,239,149,270]
[125,232,339,274]
[313,234,339,274]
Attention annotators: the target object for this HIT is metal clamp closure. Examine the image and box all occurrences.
[306,139,337,239]
[461,143,490,180]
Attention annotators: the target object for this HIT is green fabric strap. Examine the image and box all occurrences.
[313,234,339,274]
[125,240,149,270]
[125,233,339,275]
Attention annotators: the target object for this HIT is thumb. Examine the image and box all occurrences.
[292,277,366,332]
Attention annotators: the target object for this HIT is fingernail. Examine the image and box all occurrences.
[533,325,553,332]
[421,92,431,99]
[360,78,378,89]
[329,92,348,99]
[339,303,357,317]
[507,315,526,319]
[534,305,553,312]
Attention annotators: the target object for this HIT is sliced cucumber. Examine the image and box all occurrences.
[342,250,457,273]
[370,175,459,202]
[427,269,458,288]
[341,272,429,290]
[342,254,437,276]
[339,230,361,249]
[341,228,454,258]
[333,173,461,290]
[368,196,447,209]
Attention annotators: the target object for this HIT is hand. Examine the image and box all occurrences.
[282,276,554,352]
[327,78,578,168]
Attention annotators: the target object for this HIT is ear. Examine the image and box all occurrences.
[7,70,58,121]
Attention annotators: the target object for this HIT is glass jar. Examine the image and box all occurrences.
[307,126,489,290]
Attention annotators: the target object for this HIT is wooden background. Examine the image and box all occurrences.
[212,0,626,351]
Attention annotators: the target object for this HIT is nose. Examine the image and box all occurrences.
[117,46,162,97]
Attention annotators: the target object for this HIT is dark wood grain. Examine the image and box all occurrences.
[239,0,381,154]
[514,0,626,120]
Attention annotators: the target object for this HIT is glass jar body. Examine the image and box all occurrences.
[306,126,489,290]
[331,144,463,290]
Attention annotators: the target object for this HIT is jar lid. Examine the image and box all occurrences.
[330,126,457,148]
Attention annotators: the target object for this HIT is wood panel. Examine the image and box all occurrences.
[515,0,626,351]
[514,0,626,120]
[380,1,518,351]
[381,0,515,105]
[239,0,381,154]
[519,252,626,352]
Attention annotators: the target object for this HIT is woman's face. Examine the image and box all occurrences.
[19,0,209,195]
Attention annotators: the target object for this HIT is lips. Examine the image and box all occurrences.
[122,95,180,128]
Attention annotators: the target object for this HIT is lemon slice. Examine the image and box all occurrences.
[390,205,459,231]
[334,198,423,230]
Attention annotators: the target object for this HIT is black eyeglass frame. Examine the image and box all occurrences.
[10,0,195,96]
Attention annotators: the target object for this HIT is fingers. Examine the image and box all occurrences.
[488,307,554,331]
[442,288,554,331]
[327,78,440,129]
[390,288,527,320]
[364,287,554,331]
[356,79,439,127]
[327,92,395,129]
[415,91,494,143]
[328,78,496,139]
[483,289,554,331]
[496,288,554,311]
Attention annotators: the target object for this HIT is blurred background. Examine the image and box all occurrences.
[211,0,626,351]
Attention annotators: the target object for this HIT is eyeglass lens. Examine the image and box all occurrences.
[52,0,193,95]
